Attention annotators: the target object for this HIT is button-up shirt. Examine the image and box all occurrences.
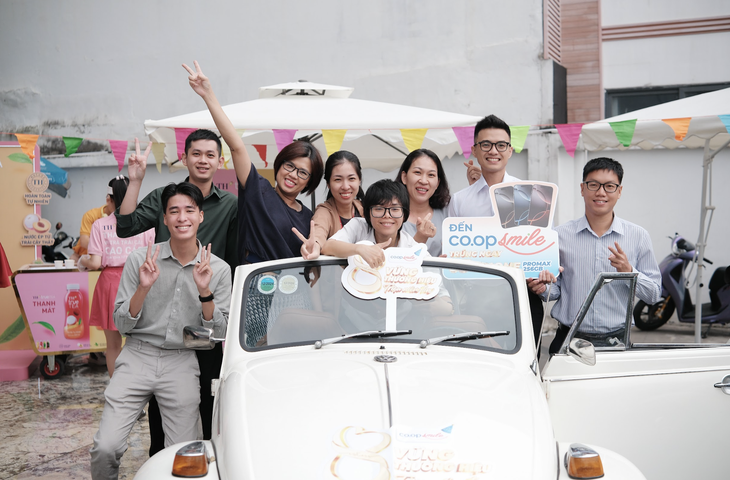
[448,172,521,218]
[542,215,661,333]
[116,178,238,271]
[114,240,231,348]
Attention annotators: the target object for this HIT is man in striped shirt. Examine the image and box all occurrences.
[528,157,661,354]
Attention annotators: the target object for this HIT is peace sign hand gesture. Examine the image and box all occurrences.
[139,244,161,289]
[293,221,321,260]
[128,137,152,184]
[182,61,213,100]
[193,243,214,296]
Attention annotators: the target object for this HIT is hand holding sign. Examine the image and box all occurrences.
[356,238,391,269]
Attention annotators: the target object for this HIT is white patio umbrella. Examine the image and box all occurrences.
[581,88,730,342]
[143,81,482,173]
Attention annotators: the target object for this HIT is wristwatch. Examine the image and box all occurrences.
[199,292,215,303]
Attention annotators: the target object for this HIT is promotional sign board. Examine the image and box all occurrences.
[442,182,560,279]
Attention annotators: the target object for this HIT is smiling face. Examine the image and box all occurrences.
[328,161,361,208]
[400,155,439,206]
[276,156,312,197]
[370,197,404,241]
[471,128,512,181]
[163,194,204,242]
[182,139,222,184]
[581,169,622,219]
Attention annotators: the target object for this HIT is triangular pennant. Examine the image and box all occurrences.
[253,144,268,167]
[400,128,428,153]
[15,134,39,160]
[321,129,348,158]
[174,128,198,160]
[452,126,475,159]
[151,142,166,173]
[662,117,692,141]
[720,115,730,135]
[62,137,83,157]
[273,129,297,152]
[510,125,530,153]
[555,123,585,158]
[108,140,128,172]
[608,119,637,147]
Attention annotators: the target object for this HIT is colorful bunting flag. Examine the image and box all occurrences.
[108,140,128,172]
[717,115,730,135]
[174,128,198,160]
[510,125,530,153]
[662,117,691,141]
[452,126,475,159]
[151,142,166,173]
[253,144,268,167]
[322,129,348,158]
[273,129,297,152]
[608,119,637,147]
[15,134,39,160]
[555,123,584,158]
[220,139,232,170]
[400,129,428,153]
[63,137,83,157]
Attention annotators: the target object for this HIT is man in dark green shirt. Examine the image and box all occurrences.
[116,131,237,455]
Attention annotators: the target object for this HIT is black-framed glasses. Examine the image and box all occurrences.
[583,181,621,193]
[370,206,404,218]
[474,140,511,152]
[282,161,311,180]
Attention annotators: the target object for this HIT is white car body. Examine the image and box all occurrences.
[136,256,730,480]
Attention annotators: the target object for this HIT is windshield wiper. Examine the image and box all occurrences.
[315,330,413,349]
[419,331,510,349]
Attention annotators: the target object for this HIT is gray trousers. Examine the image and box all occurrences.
[90,337,201,480]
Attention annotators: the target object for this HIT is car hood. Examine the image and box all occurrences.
[213,346,556,479]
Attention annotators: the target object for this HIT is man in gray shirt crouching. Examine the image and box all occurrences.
[90,182,231,480]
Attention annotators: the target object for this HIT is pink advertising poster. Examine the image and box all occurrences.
[15,271,99,354]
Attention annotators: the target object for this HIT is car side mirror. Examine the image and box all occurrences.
[568,338,596,366]
[183,326,223,350]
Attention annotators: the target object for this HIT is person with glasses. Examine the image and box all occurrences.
[528,157,661,353]
[322,179,423,268]
[184,61,323,265]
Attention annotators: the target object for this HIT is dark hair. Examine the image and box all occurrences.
[161,182,204,212]
[583,157,624,183]
[363,179,410,234]
[272,141,323,195]
[324,150,364,201]
[185,129,222,157]
[107,176,130,210]
[395,148,450,210]
[473,114,511,143]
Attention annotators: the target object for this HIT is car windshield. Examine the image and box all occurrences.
[239,259,520,353]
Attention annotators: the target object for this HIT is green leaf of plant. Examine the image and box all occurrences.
[33,321,56,335]
[8,153,32,164]
[0,315,26,344]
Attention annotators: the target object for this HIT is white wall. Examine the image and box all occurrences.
[601,0,730,25]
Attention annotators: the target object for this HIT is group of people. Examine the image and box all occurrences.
[84,61,661,480]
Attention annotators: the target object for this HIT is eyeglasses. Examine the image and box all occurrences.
[282,162,311,180]
[583,181,621,193]
[370,206,404,218]
[474,140,511,153]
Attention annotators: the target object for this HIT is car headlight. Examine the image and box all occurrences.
[564,443,604,479]
[172,441,210,477]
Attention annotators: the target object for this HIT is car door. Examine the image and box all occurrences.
[542,273,730,480]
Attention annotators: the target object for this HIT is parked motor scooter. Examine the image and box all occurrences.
[42,222,77,263]
[633,233,730,333]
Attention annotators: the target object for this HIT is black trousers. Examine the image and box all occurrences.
[529,290,545,346]
[148,343,223,456]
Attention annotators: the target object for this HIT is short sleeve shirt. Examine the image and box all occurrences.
[401,208,447,256]
[331,218,422,250]
[88,215,155,268]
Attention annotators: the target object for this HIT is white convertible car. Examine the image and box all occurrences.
[135,254,730,480]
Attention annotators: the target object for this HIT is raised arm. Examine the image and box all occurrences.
[183,61,253,188]
[120,138,151,215]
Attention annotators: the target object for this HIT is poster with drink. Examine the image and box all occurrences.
[14,270,106,354]
[442,181,561,279]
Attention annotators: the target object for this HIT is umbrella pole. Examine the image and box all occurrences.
[694,137,730,343]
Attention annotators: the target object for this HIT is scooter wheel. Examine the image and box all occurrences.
[40,356,65,379]
[633,298,675,331]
